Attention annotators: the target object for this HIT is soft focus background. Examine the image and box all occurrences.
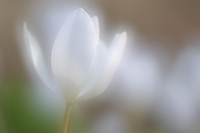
[1,0,200,133]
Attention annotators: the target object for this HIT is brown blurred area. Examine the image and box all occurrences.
[1,0,200,78]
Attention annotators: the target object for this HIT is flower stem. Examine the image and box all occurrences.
[62,104,73,133]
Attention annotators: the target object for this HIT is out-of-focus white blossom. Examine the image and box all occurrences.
[23,8,127,104]
[90,110,131,133]
[109,47,162,115]
[173,46,200,103]
[156,45,200,132]
[156,79,197,132]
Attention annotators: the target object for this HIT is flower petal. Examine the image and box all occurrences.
[51,8,97,102]
[92,16,99,45]
[79,32,127,99]
[23,23,59,95]
[77,41,108,98]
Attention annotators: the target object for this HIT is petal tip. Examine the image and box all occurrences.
[71,8,93,23]
[23,22,28,32]
[121,31,127,37]
[92,16,98,21]
[92,16,99,27]
[77,8,84,12]
[23,22,27,28]
[75,8,88,16]
[119,31,127,42]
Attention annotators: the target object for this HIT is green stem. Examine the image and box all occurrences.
[62,104,73,133]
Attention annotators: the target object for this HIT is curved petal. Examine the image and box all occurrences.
[51,8,97,102]
[23,23,59,95]
[79,32,127,100]
[92,16,99,45]
[77,41,108,98]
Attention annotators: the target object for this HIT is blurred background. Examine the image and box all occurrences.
[1,0,200,133]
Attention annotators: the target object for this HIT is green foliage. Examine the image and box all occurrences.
[1,78,59,133]
[0,77,90,133]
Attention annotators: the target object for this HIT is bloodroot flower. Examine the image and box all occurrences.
[24,8,127,133]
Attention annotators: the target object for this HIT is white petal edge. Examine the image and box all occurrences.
[92,16,99,45]
[51,8,97,102]
[77,41,108,98]
[23,23,60,96]
[78,32,127,100]
[96,32,127,96]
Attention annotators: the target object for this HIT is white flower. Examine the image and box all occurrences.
[90,110,131,133]
[155,46,200,131]
[23,8,127,104]
[156,81,197,131]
